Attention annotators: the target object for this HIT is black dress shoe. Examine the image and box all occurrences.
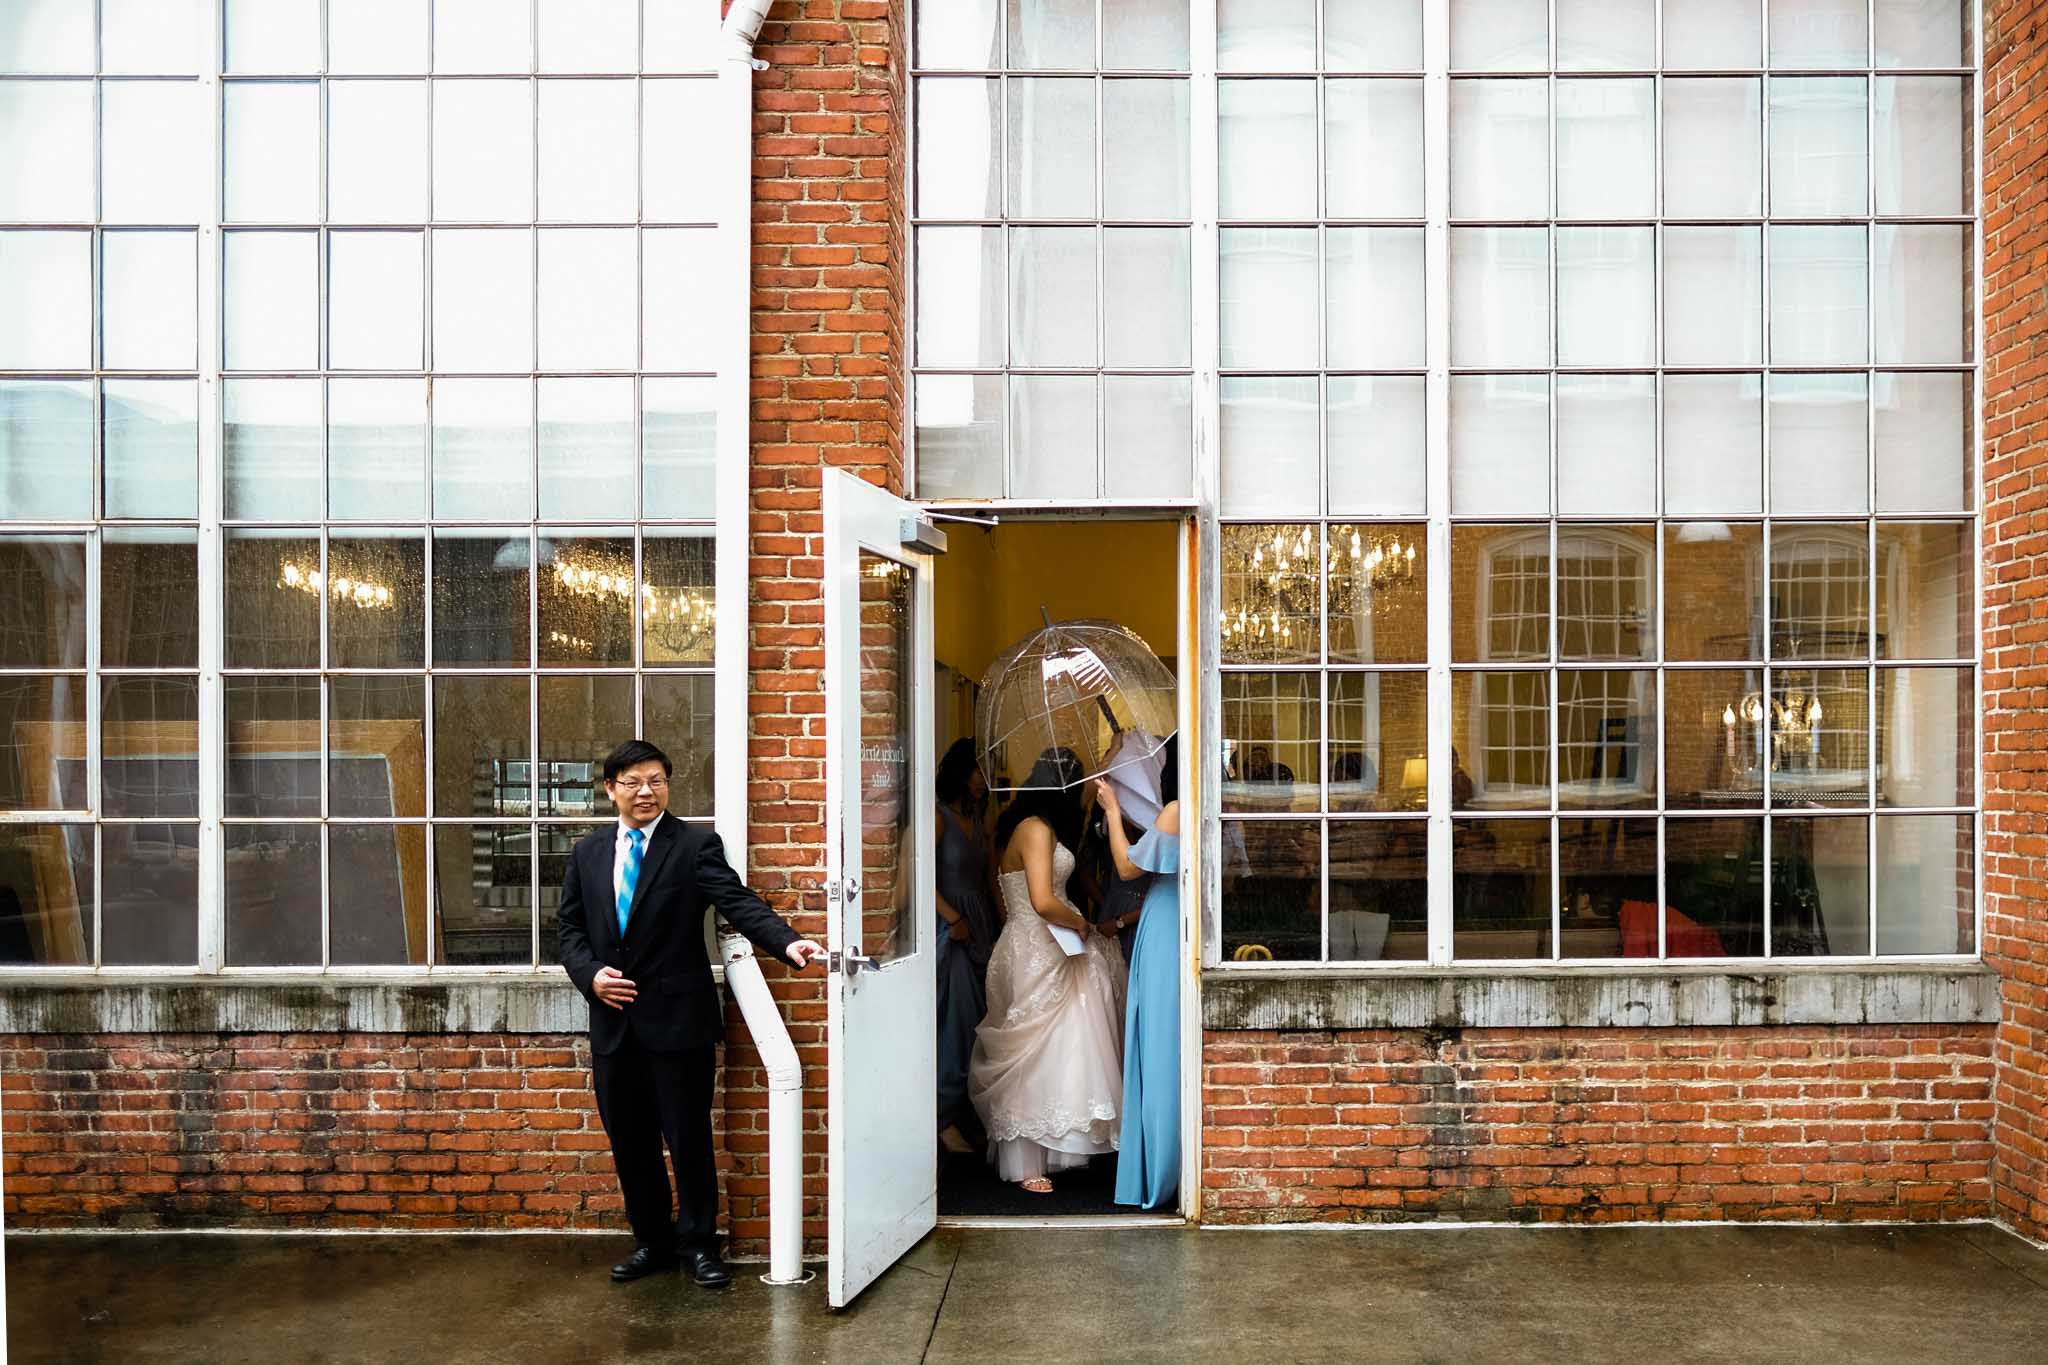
[685,1248,733,1288]
[611,1246,681,1283]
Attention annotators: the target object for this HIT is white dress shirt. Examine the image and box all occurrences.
[613,811,664,903]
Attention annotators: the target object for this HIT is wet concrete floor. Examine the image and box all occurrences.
[10,1222,2048,1364]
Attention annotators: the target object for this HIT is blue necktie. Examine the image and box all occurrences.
[616,827,645,937]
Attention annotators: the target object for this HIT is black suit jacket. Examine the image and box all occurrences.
[557,818,802,1056]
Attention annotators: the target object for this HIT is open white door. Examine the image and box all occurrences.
[822,469,939,1307]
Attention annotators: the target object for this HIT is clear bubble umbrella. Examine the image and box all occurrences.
[975,614,1177,794]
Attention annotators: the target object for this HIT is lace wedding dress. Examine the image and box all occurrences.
[967,840,1126,1182]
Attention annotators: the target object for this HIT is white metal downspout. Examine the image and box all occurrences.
[715,0,808,1288]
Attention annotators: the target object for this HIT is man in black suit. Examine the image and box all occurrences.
[557,739,825,1287]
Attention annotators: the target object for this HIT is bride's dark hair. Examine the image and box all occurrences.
[993,747,1087,854]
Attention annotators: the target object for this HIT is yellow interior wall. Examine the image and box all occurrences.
[933,519,1180,687]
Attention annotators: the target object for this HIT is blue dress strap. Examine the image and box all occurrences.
[1130,826,1180,875]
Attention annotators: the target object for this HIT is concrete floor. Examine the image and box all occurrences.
[10,1222,2048,1364]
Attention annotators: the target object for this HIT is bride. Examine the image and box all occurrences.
[967,747,1126,1193]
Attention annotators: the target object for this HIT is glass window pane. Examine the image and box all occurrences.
[225,823,322,965]
[642,376,715,518]
[435,0,533,72]
[1556,673,1656,809]
[0,824,92,963]
[540,533,633,666]
[1103,228,1190,367]
[1557,375,1656,516]
[1770,526,1871,660]
[1328,375,1426,517]
[1102,78,1189,220]
[433,80,535,220]
[98,818,199,965]
[330,0,430,73]
[1664,0,1763,69]
[539,0,636,72]
[1219,377,1318,518]
[1452,817,1552,957]
[1329,676,1428,809]
[103,378,198,518]
[328,377,427,520]
[435,821,534,965]
[433,378,533,520]
[1557,227,1653,368]
[1769,225,1868,367]
[0,534,85,668]
[1007,0,1093,68]
[102,529,197,667]
[1878,666,1970,808]
[643,0,719,70]
[331,822,429,965]
[224,231,319,371]
[1666,670,1767,805]
[329,81,430,223]
[1770,815,1868,956]
[1557,79,1653,218]
[1009,374,1096,499]
[328,530,425,667]
[225,530,320,668]
[1769,78,1867,220]
[1663,227,1763,367]
[1450,375,1548,516]
[642,227,716,371]
[432,529,530,667]
[0,0,92,72]
[1007,77,1094,218]
[330,676,426,818]
[1328,528,1426,664]
[1663,374,1763,514]
[1101,375,1193,499]
[538,377,633,519]
[644,530,716,666]
[1221,819,1320,962]
[1876,815,1971,955]
[1325,79,1424,220]
[1221,523,1320,665]
[0,382,93,520]
[225,0,321,72]
[1875,76,1965,216]
[1452,524,1550,663]
[537,674,634,773]
[101,0,202,74]
[1326,0,1424,70]
[225,675,321,817]
[1449,79,1547,219]
[540,79,636,221]
[101,232,197,371]
[1769,372,1868,515]
[1450,0,1549,71]
[1219,228,1317,370]
[329,232,425,370]
[1327,819,1427,959]
[224,82,320,222]
[1664,522,1765,660]
[0,79,91,220]
[1556,0,1654,69]
[102,676,198,817]
[1217,0,1315,71]
[100,81,202,223]
[1875,224,1967,366]
[1450,227,1549,369]
[915,78,1001,218]
[1219,80,1316,220]
[1663,78,1763,218]
[916,0,999,66]
[1558,526,1656,661]
[1875,372,1969,514]
[643,78,719,221]
[0,679,84,811]
[1009,226,1095,367]
[917,226,1006,369]
[1223,673,1320,812]
[1878,521,1970,661]
[1326,228,1423,369]
[433,675,529,817]
[1875,0,1966,67]
[0,230,89,369]
[1663,816,1764,955]
[538,228,636,370]
[1769,0,1868,67]
[644,674,715,816]
[914,374,1004,500]
[432,228,534,371]
[1101,0,1187,67]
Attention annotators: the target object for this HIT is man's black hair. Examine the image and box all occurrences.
[602,739,673,783]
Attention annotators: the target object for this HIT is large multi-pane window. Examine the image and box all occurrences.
[910,0,1979,967]
[0,0,724,970]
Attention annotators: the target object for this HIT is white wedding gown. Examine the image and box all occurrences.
[968,841,1127,1181]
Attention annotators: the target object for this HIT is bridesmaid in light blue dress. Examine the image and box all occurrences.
[1097,735,1181,1211]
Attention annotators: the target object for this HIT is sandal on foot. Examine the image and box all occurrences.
[1019,1177,1054,1194]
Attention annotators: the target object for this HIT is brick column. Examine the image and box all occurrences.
[1982,0,2048,1242]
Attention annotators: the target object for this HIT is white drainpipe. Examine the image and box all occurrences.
[714,0,807,1288]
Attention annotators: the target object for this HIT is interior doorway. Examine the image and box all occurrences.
[928,513,1191,1220]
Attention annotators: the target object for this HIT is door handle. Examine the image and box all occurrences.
[831,948,877,976]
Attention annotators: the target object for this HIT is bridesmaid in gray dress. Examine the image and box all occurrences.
[935,738,999,1155]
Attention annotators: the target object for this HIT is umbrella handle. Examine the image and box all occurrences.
[1096,693,1121,735]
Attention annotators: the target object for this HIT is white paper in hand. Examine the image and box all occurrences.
[1047,923,1087,957]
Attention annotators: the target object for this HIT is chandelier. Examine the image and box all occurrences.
[278,560,394,610]
[1220,526,1417,654]
[1721,682,1825,775]
[550,551,715,657]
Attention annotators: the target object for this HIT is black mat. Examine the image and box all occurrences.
[936,1148,1124,1217]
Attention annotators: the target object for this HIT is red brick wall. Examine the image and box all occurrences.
[1202,1028,1996,1224]
[1982,0,2048,1241]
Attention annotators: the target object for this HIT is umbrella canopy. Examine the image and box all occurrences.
[976,617,1176,793]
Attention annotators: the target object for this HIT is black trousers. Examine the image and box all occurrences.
[592,1036,719,1253]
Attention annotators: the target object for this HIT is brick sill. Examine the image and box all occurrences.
[1202,963,2000,1031]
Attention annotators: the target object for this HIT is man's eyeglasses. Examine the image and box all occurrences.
[610,777,669,793]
